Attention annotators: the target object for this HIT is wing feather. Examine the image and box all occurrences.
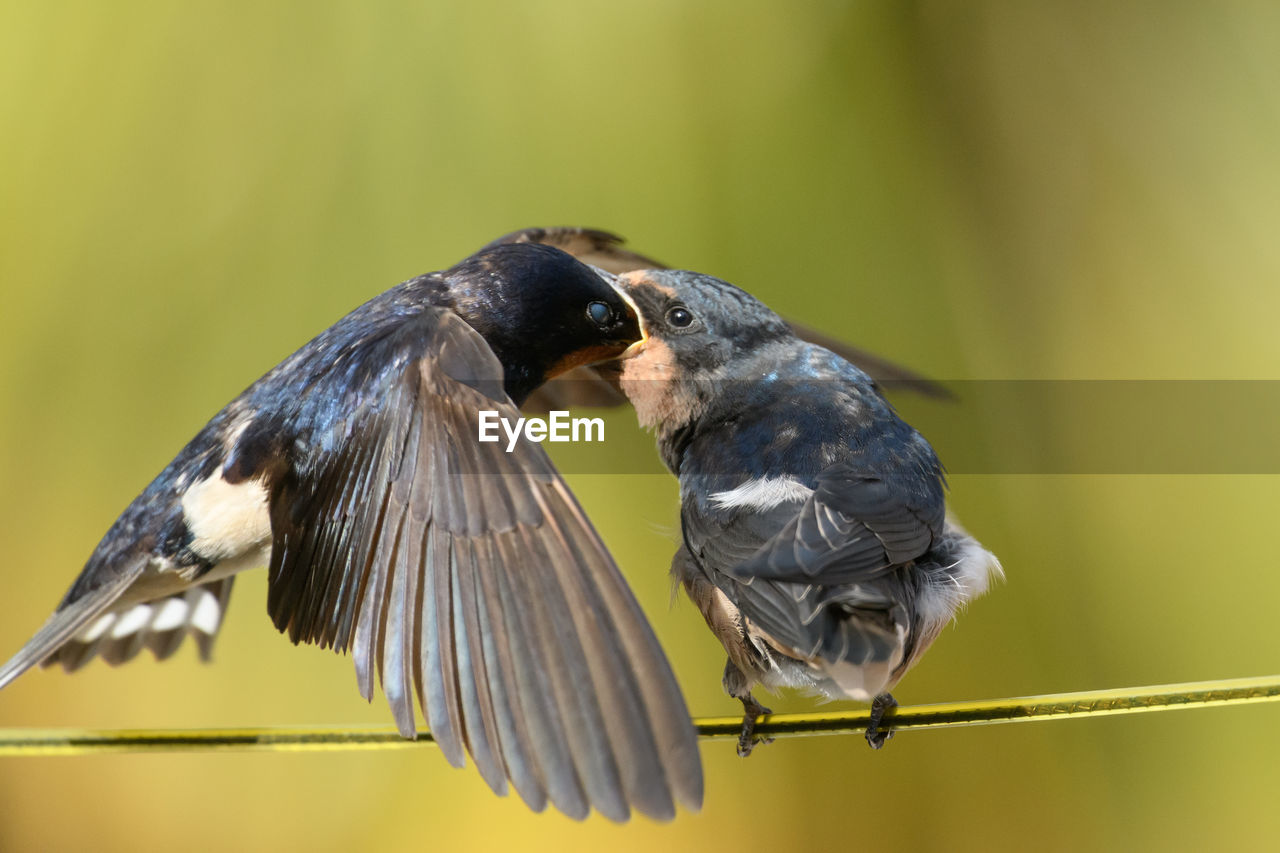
[422,523,466,768]
[449,536,507,795]
[519,521,629,821]
[380,507,414,737]
[0,556,148,689]
[469,534,544,811]
[488,529,588,817]
[734,458,946,585]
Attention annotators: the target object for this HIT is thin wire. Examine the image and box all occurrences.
[1,674,1276,755]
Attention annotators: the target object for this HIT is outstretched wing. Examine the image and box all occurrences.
[265,307,700,822]
[493,226,953,409]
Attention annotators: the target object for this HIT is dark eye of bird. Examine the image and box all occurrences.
[666,305,694,328]
[587,301,613,326]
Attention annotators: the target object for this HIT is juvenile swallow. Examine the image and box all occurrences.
[0,241,702,822]
[612,269,1002,754]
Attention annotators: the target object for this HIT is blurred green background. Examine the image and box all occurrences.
[3,2,1280,850]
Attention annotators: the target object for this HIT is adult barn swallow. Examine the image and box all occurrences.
[0,242,702,822]
[613,269,1002,754]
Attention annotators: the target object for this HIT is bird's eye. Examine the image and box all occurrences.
[587,301,613,326]
[666,305,695,328]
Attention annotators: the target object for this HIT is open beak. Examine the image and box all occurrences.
[618,335,647,359]
[612,275,648,360]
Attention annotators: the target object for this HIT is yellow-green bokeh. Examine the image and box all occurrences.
[3,2,1279,851]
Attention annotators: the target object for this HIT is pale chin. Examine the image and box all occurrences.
[618,355,673,431]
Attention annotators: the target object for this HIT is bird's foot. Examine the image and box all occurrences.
[737,693,773,758]
[866,692,898,750]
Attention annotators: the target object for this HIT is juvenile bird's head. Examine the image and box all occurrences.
[444,243,643,404]
[614,270,794,433]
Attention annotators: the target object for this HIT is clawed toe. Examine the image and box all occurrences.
[866,692,898,750]
[736,694,773,758]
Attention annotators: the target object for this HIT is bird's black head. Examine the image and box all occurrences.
[613,269,795,432]
[444,242,643,405]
